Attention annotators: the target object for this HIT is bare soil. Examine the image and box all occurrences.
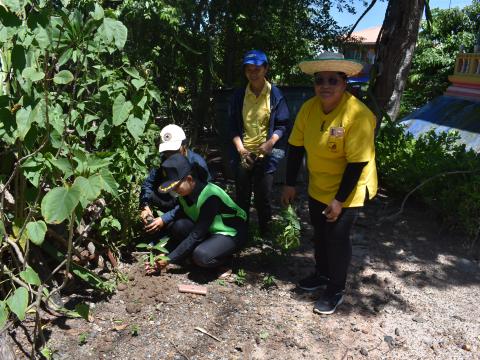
[7,186,480,360]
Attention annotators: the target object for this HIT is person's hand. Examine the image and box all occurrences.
[238,147,249,157]
[144,259,169,275]
[323,199,343,222]
[144,217,164,233]
[281,186,296,207]
[140,206,153,225]
[239,149,255,169]
[258,139,274,156]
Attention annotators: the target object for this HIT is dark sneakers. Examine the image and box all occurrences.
[313,291,345,315]
[298,273,330,291]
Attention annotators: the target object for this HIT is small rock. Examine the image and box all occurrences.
[117,283,127,291]
[102,272,111,280]
[87,242,96,255]
[461,344,471,352]
[383,277,391,284]
[125,303,141,314]
[384,335,394,349]
[361,328,369,334]
[395,328,400,336]
[412,316,425,323]
[379,321,385,328]
[360,347,368,356]
[456,258,478,274]
[351,326,360,332]
[394,288,401,295]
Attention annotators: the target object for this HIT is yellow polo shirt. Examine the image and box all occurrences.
[289,92,377,207]
[242,81,271,152]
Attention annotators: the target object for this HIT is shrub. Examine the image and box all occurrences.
[376,118,480,242]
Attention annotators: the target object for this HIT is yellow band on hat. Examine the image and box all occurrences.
[158,180,180,193]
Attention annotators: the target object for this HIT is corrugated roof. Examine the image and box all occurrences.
[351,26,381,44]
[400,95,480,152]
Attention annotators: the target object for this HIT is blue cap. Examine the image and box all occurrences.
[242,50,268,66]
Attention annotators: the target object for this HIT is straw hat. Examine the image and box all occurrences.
[299,52,363,77]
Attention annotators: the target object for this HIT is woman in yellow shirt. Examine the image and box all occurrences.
[281,53,377,315]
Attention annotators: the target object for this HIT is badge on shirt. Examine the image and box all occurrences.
[329,127,345,138]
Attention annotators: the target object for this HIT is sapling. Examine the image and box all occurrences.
[136,236,170,269]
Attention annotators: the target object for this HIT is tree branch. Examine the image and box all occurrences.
[346,0,378,39]
[381,169,480,221]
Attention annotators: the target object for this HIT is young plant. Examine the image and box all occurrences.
[131,324,140,336]
[272,205,301,253]
[216,279,226,286]
[136,236,170,268]
[235,269,247,286]
[78,333,88,346]
[262,274,277,288]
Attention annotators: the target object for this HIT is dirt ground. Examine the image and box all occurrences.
[7,186,480,360]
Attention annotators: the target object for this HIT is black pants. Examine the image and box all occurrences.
[235,159,273,234]
[309,196,359,294]
[167,218,247,268]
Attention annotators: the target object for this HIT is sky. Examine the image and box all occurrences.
[331,0,476,31]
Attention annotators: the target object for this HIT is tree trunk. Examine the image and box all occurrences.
[372,0,425,121]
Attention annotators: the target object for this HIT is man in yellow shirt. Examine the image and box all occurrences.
[281,53,377,315]
[229,50,290,236]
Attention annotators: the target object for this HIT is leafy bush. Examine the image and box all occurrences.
[377,118,480,242]
[0,1,160,349]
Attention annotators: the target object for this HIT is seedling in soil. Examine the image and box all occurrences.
[78,332,88,345]
[136,236,170,269]
[235,269,247,286]
[271,205,301,253]
[40,345,54,359]
[262,274,277,288]
[259,330,269,340]
[216,279,226,286]
[115,270,129,284]
[131,324,140,336]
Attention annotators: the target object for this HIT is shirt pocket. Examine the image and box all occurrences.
[326,135,344,154]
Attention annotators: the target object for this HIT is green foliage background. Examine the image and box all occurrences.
[399,2,480,117]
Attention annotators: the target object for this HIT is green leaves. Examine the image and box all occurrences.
[15,107,33,141]
[112,94,133,126]
[0,219,6,238]
[73,175,102,207]
[19,266,41,286]
[126,116,145,141]
[91,3,104,21]
[131,78,145,90]
[98,17,127,50]
[26,221,47,246]
[41,186,81,224]
[0,301,7,328]
[2,0,25,13]
[22,67,45,82]
[6,287,28,321]
[53,70,74,84]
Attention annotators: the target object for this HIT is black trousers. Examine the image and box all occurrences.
[308,196,359,294]
[167,218,247,268]
[235,160,274,233]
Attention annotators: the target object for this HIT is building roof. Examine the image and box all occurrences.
[401,95,480,152]
[351,26,381,45]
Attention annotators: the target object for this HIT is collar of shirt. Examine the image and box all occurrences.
[245,80,271,98]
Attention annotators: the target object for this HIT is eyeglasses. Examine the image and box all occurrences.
[314,76,342,86]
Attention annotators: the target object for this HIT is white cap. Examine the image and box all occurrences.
[158,124,186,152]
